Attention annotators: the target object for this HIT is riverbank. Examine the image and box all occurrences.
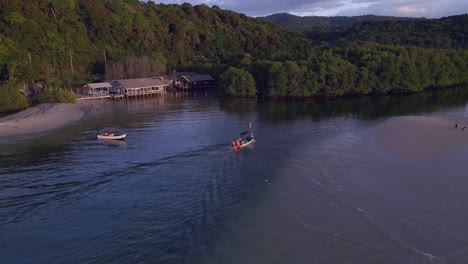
[0,100,108,140]
[374,115,468,159]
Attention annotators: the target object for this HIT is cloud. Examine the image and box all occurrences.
[150,0,468,18]
[337,0,468,17]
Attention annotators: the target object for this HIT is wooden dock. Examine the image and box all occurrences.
[76,91,166,101]
[76,95,111,100]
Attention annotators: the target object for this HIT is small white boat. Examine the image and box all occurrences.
[97,133,126,140]
[97,128,126,140]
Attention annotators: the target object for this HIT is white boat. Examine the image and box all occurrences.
[98,134,127,139]
[97,128,126,140]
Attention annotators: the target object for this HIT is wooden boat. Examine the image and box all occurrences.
[232,124,255,150]
[238,137,255,148]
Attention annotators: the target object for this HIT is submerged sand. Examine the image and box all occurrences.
[374,115,468,159]
[0,100,108,139]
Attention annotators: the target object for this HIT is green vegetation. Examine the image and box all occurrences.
[0,0,310,84]
[259,13,413,32]
[0,0,466,104]
[343,15,468,49]
[38,87,76,104]
[0,81,76,113]
[261,13,468,49]
[0,82,29,113]
[227,43,467,98]
[219,67,256,97]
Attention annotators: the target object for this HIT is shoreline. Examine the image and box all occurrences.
[0,100,109,141]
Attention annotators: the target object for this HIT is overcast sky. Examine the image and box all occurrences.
[150,0,468,18]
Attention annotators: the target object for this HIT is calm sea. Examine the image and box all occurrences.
[1,88,468,264]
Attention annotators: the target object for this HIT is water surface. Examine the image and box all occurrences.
[1,88,468,263]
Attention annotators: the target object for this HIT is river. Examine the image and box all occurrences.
[1,88,468,264]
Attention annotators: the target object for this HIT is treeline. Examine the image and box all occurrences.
[343,15,467,49]
[220,43,468,98]
[259,13,413,32]
[0,81,76,113]
[262,13,468,50]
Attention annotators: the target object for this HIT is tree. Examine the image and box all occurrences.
[105,55,167,79]
[0,81,29,113]
[267,62,287,97]
[38,86,76,103]
[219,67,256,97]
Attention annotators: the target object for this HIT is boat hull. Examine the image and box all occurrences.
[234,139,255,150]
[97,134,126,140]
[240,139,255,148]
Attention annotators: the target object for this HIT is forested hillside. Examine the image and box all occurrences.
[233,42,467,98]
[261,13,468,49]
[342,15,467,49]
[0,0,311,85]
[259,13,414,31]
[0,0,467,110]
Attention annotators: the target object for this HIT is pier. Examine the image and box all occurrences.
[82,78,169,101]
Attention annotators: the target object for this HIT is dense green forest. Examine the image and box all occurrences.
[261,13,468,49]
[259,13,415,31]
[0,0,310,84]
[0,0,467,112]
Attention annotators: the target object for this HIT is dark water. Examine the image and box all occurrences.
[2,88,468,264]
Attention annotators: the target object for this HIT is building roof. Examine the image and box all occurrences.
[177,72,198,77]
[113,78,168,89]
[86,82,112,89]
[181,75,215,83]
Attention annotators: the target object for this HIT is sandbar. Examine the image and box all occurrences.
[0,100,108,140]
[373,115,468,159]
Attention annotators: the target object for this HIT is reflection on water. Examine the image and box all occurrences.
[99,139,127,146]
[221,86,468,121]
[1,86,468,263]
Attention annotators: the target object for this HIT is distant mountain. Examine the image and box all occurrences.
[259,13,468,49]
[259,13,417,31]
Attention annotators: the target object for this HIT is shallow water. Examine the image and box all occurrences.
[1,89,468,263]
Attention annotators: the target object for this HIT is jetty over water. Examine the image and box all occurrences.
[79,78,169,100]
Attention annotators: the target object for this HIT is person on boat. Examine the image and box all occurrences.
[234,139,241,149]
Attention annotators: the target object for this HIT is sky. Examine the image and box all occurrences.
[149,0,468,18]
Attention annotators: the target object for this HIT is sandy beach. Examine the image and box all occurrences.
[374,115,468,159]
[0,100,108,139]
